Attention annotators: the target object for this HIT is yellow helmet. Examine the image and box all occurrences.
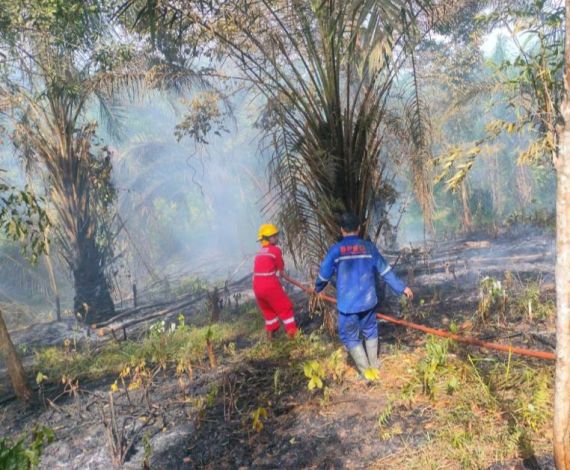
[257,223,279,241]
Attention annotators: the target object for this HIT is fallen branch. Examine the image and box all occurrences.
[93,274,251,338]
[531,332,556,350]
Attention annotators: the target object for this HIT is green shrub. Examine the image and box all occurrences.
[476,276,507,325]
[506,208,555,231]
[0,426,54,470]
[513,282,555,321]
[417,335,450,397]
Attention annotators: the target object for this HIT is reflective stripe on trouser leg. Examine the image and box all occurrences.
[263,285,297,334]
[255,296,280,331]
[281,315,298,335]
[265,318,279,329]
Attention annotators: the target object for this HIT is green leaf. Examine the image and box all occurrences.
[447,376,459,394]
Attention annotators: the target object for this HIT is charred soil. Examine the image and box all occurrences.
[0,231,558,469]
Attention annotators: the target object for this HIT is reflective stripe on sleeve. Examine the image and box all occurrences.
[265,318,279,325]
[334,254,373,262]
[282,317,296,325]
[318,274,329,282]
[380,265,391,276]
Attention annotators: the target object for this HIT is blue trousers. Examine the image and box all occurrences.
[338,308,378,350]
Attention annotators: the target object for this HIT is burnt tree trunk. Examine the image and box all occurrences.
[73,235,115,324]
[554,2,570,466]
[208,287,221,323]
[0,309,32,401]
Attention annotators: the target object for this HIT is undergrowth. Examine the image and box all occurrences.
[377,336,553,468]
[33,305,263,386]
[25,301,554,469]
[245,331,344,396]
[0,426,54,470]
[476,273,555,326]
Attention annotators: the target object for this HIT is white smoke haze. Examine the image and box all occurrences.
[0,89,268,319]
[0,52,557,325]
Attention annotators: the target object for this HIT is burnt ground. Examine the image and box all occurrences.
[386,228,556,350]
[0,229,558,469]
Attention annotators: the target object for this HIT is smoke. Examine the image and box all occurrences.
[106,93,267,291]
[0,90,269,317]
[0,71,557,321]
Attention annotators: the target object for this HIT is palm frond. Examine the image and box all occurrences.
[202,0,432,268]
[402,49,435,233]
[94,90,126,142]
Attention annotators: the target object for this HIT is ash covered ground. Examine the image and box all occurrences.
[0,230,557,469]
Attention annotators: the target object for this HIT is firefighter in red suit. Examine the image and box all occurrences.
[253,224,298,339]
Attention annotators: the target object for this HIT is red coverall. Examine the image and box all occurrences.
[252,245,298,336]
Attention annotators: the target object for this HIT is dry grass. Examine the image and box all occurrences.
[373,340,553,469]
[33,304,265,386]
[26,304,554,469]
[476,273,556,327]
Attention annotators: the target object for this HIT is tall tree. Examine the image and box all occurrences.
[0,0,141,322]
[0,174,49,400]
[207,0,436,266]
[434,0,570,463]
[123,0,445,266]
[555,1,570,465]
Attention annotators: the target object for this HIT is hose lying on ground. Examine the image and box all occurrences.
[282,273,556,362]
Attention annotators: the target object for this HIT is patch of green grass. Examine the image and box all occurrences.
[378,341,553,469]
[34,307,263,385]
[475,274,555,325]
[513,281,555,322]
[243,331,346,402]
[245,331,331,363]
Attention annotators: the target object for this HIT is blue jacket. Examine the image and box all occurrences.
[315,235,406,314]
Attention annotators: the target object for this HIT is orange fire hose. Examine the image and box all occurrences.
[282,273,556,361]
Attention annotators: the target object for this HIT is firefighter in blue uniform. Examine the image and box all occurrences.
[315,213,413,377]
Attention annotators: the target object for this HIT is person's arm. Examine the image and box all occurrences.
[315,246,337,293]
[372,245,413,298]
[273,246,285,274]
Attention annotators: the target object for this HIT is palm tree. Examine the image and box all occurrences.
[119,0,439,265]
[200,0,435,268]
[0,1,140,322]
